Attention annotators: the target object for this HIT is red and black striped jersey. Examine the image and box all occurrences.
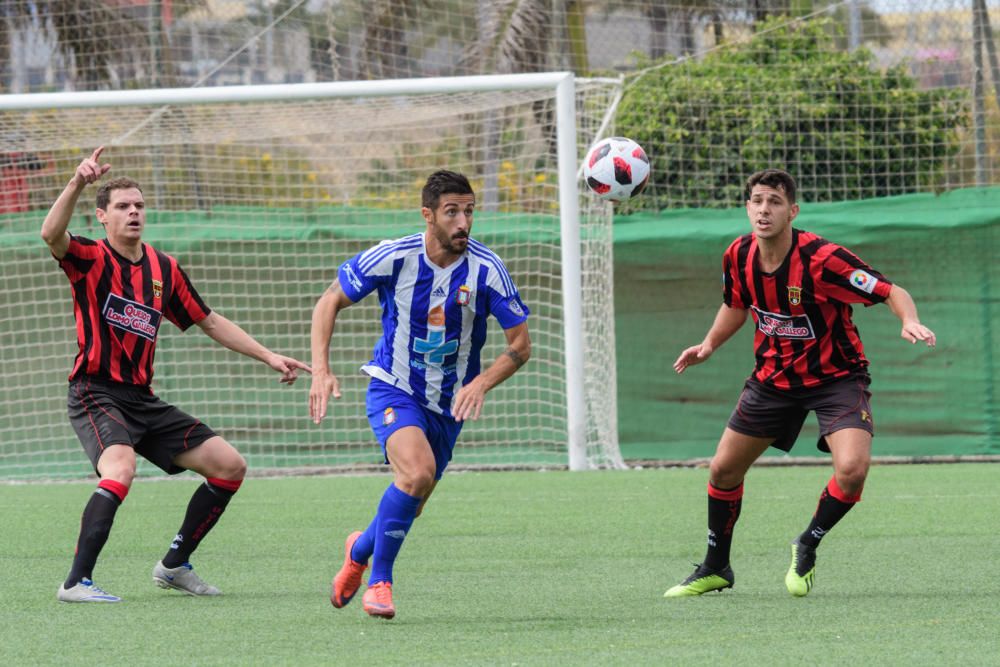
[722,228,893,390]
[56,234,211,387]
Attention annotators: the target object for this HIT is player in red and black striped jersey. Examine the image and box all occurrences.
[43,147,311,603]
[664,169,936,599]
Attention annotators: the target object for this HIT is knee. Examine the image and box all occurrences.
[708,460,744,491]
[222,452,247,481]
[396,469,435,498]
[98,450,136,487]
[106,466,136,488]
[208,439,247,480]
[834,461,869,495]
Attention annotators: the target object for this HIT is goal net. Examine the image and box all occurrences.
[0,74,624,479]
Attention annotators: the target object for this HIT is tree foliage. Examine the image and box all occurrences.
[616,17,969,210]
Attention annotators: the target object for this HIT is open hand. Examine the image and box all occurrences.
[309,370,342,424]
[901,321,936,347]
[673,343,713,374]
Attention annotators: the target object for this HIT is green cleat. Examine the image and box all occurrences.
[664,563,735,598]
[785,539,816,597]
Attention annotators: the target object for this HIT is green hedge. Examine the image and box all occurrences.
[616,18,969,210]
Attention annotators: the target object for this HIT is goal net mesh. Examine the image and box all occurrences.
[0,78,623,479]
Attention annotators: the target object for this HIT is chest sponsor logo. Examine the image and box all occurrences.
[750,306,815,340]
[787,285,802,306]
[850,269,877,294]
[412,305,458,370]
[103,293,162,341]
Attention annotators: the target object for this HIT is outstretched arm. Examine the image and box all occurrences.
[452,321,531,422]
[673,303,748,374]
[196,311,311,384]
[309,279,356,423]
[884,284,936,347]
[41,146,110,259]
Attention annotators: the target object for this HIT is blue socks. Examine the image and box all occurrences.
[350,483,422,585]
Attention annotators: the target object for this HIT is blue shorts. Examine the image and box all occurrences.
[365,378,463,480]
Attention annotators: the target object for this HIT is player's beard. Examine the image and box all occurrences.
[431,219,469,256]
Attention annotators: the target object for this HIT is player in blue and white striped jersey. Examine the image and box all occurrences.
[308,170,532,619]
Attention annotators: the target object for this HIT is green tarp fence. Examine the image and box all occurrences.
[1,188,997,474]
[614,187,999,460]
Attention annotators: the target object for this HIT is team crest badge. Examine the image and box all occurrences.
[787,285,801,306]
[456,285,471,306]
[861,410,871,423]
[383,407,396,426]
[152,279,163,299]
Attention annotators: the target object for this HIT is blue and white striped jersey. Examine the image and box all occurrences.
[338,232,530,416]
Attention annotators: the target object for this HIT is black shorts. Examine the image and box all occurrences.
[727,374,874,453]
[67,376,217,475]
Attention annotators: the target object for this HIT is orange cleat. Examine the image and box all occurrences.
[362,581,395,619]
[331,531,368,608]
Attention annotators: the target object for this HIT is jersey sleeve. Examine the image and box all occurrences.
[337,241,398,303]
[721,239,748,309]
[819,245,893,305]
[56,234,101,282]
[164,262,212,331]
[484,259,530,329]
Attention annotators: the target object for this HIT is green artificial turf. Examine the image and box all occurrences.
[2,465,998,665]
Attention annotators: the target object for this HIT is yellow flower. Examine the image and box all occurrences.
[307,172,317,183]
[261,152,272,162]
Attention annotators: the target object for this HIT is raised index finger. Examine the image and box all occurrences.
[91,146,105,161]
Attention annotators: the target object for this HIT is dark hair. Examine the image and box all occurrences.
[421,170,474,210]
[96,177,143,210]
[745,169,797,203]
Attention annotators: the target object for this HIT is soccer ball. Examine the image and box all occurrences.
[583,136,650,202]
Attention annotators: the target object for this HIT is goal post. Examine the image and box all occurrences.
[0,72,624,477]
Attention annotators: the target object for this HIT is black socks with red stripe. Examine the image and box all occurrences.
[799,476,861,548]
[703,482,743,571]
[161,477,242,568]
[64,479,129,588]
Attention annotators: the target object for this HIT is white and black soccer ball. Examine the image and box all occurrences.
[583,136,650,202]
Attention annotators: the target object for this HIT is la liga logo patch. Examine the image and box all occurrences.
[850,269,878,294]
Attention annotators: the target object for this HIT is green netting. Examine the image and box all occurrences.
[614,187,999,460]
[0,207,578,479]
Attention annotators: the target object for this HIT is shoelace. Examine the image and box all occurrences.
[370,583,393,604]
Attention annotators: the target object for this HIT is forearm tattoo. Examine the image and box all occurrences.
[504,346,526,368]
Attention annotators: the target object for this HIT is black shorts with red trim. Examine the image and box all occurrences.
[67,376,216,475]
[727,373,873,453]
